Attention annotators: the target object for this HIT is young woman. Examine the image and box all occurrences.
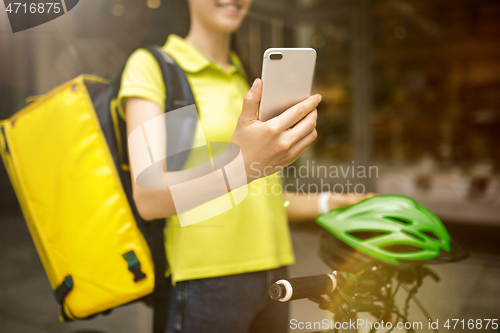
[119,0,372,332]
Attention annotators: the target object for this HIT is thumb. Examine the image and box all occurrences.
[240,78,262,122]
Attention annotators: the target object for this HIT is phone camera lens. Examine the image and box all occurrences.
[269,53,283,60]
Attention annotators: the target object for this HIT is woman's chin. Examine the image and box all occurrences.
[212,21,244,34]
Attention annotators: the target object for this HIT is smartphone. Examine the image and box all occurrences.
[258,48,317,122]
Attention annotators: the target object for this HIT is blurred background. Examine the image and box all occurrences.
[0,0,499,332]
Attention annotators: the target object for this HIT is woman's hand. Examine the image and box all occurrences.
[284,192,376,222]
[232,78,321,182]
[329,192,377,210]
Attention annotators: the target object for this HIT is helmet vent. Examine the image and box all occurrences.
[423,231,440,241]
[348,231,389,240]
[382,245,423,253]
[402,231,424,242]
[385,216,412,225]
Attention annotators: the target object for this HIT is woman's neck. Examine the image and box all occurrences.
[185,22,231,71]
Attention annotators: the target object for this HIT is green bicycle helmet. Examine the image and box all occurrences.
[316,195,451,266]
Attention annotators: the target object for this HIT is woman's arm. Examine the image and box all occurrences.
[127,79,321,221]
[126,97,177,220]
[284,192,375,223]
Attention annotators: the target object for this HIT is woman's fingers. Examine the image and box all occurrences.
[283,109,317,143]
[233,89,321,181]
[270,94,321,131]
[344,193,377,206]
[275,106,318,165]
[240,79,263,123]
[286,127,318,163]
[291,144,311,164]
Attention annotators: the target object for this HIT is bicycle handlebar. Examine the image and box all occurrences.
[269,273,337,302]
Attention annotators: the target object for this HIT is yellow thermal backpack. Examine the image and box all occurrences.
[0,45,195,333]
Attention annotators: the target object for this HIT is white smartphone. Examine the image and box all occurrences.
[258,48,317,122]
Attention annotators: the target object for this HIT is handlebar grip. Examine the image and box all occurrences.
[269,274,336,302]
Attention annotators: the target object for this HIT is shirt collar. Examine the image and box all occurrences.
[229,51,244,75]
[164,34,245,76]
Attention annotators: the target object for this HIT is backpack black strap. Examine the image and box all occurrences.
[138,45,195,333]
[142,45,198,172]
[142,45,195,110]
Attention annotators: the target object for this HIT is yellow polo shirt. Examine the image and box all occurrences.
[118,34,294,283]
